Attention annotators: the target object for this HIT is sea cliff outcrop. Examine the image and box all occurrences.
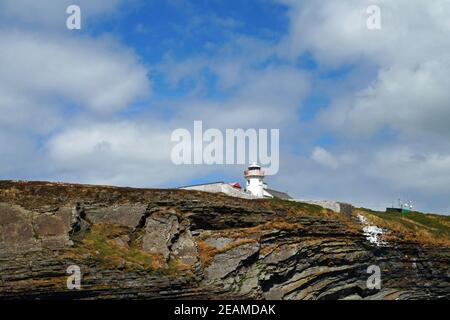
[0,181,448,300]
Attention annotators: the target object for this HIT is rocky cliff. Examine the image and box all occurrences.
[0,181,448,300]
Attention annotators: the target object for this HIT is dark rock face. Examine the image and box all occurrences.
[0,181,448,300]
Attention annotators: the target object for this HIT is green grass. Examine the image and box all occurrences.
[357,208,450,245]
[267,198,326,214]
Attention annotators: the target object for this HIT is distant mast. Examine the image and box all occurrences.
[387,198,413,214]
[244,163,265,198]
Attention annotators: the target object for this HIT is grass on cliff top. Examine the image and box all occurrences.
[357,208,450,246]
[266,198,324,214]
[267,198,450,246]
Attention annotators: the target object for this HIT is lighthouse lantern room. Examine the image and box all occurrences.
[244,163,266,198]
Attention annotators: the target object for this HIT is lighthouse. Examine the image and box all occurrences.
[181,163,292,200]
[244,163,266,198]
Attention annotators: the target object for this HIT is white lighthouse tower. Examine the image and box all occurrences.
[244,163,266,198]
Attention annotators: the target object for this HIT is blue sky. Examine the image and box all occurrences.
[0,0,450,214]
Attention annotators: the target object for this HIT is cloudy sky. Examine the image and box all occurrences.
[0,0,449,214]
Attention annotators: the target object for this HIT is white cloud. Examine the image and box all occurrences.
[0,129,44,179]
[278,0,450,67]
[0,1,152,184]
[280,0,450,142]
[0,89,62,134]
[158,35,309,129]
[311,147,339,169]
[0,30,150,115]
[367,146,450,194]
[173,66,309,129]
[319,60,450,142]
[47,121,172,185]
[45,119,224,187]
[159,35,276,90]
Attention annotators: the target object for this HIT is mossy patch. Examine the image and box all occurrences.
[65,223,176,273]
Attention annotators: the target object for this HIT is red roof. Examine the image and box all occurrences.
[230,182,242,189]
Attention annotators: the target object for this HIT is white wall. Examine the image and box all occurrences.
[291,199,353,215]
[181,183,256,199]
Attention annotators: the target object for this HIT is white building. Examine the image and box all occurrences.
[179,163,352,215]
